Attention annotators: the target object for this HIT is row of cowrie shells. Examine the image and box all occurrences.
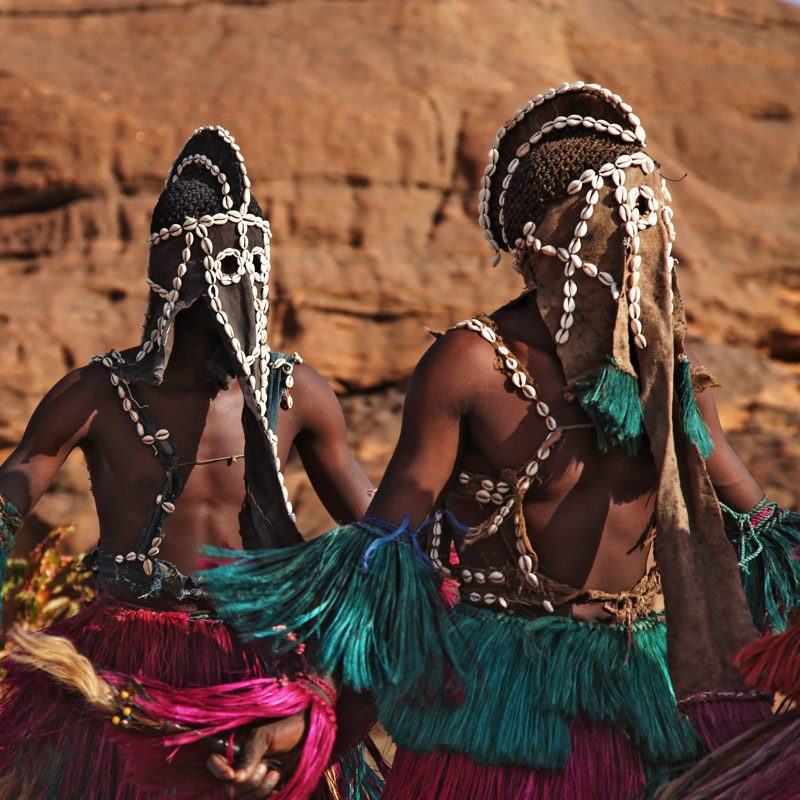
[659,177,677,314]
[456,474,513,499]
[427,511,451,575]
[149,209,271,247]
[510,451,556,612]
[514,531,554,612]
[461,567,506,585]
[95,353,173,572]
[273,354,302,410]
[456,472,513,506]
[453,318,559,432]
[479,81,647,265]
[97,352,170,449]
[621,183,646,349]
[466,590,509,610]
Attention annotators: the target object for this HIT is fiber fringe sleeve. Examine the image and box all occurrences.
[0,495,23,625]
[198,519,466,698]
[735,618,800,705]
[721,497,800,632]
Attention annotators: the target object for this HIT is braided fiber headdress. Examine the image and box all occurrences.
[116,126,300,550]
[481,82,759,704]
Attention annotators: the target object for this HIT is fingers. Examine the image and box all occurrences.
[255,713,306,755]
[207,753,236,782]
[235,726,274,782]
[207,755,283,798]
[237,766,282,799]
[207,716,307,792]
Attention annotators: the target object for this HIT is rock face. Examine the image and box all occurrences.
[1,0,799,551]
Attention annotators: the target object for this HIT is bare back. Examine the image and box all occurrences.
[0,312,371,611]
[445,297,658,610]
[84,359,269,576]
[368,291,760,622]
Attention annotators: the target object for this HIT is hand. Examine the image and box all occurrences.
[206,713,306,799]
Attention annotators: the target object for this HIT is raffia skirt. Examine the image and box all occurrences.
[379,604,705,800]
[0,594,378,800]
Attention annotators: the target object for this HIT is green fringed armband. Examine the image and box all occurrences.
[572,357,644,454]
[675,355,714,459]
[198,518,466,698]
[721,496,800,632]
[1,495,24,625]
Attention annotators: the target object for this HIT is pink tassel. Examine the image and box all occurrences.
[111,674,337,800]
[381,720,646,800]
[0,595,334,800]
[438,576,460,609]
[437,543,461,608]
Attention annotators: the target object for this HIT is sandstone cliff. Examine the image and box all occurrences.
[1,0,799,548]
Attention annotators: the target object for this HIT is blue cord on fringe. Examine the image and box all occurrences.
[359,515,428,572]
[199,520,468,696]
[358,509,469,572]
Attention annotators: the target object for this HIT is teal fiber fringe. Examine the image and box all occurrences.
[0,496,20,626]
[573,358,644,454]
[336,741,385,800]
[198,522,465,697]
[675,356,714,459]
[379,604,702,776]
[721,499,800,633]
[0,537,10,625]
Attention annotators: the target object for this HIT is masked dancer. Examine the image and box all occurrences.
[0,126,378,800]
[199,83,800,799]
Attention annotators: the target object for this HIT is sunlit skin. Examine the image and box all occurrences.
[224,290,765,796]
[0,300,373,797]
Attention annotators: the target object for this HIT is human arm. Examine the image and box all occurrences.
[0,365,98,524]
[204,687,379,798]
[204,335,473,795]
[289,363,373,523]
[367,332,471,525]
[686,343,800,631]
[684,344,763,511]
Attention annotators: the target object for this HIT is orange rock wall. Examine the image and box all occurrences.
[1,0,799,547]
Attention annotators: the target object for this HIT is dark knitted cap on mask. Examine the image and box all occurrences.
[476,82,762,715]
[151,171,263,234]
[502,133,638,248]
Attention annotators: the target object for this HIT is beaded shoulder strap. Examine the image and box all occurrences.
[94,350,183,576]
[268,351,303,429]
[450,315,558,433]
[438,315,584,604]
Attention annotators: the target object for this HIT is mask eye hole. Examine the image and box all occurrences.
[219,254,239,275]
[636,195,650,217]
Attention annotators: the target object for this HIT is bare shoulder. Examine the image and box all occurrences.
[288,361,339,408]
[284,361,344,435]
[36,360,109,413]
[12,359,108,453]
[411,327,498,394]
